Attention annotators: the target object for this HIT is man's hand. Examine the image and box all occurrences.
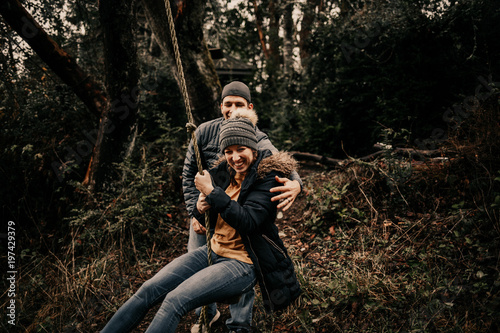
[191,217,206,235]
[195,170,214,196]
[270,176,301,211]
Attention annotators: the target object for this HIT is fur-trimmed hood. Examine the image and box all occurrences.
[256,151,297,179]
[231,108,258,126]
[211,150,297,179]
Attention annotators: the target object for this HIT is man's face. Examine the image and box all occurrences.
[221,96,253,119]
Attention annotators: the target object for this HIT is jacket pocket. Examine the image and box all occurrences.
[262,234,286,257]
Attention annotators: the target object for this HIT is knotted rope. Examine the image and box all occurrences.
[163,1,213,331]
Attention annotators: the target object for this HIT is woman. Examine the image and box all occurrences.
[101,110,301,333]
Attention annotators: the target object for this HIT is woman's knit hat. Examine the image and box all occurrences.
[219,109,258,153]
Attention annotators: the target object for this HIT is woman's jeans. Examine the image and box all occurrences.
[101,245,255,333]
[188,222,255,331]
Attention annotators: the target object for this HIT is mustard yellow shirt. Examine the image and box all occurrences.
[211,173,253,264]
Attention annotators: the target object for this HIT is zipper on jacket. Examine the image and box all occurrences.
[262,234,286,257]
[246,235,273,308]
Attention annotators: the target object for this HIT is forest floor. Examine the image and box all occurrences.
[7,158,499,333]
[129,159,499,332]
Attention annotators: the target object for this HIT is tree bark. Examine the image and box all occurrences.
[299,0,321,67]
[0,35,20,113]
[141,0,220,124]
[291,147,446,167]
[252,0,281,89]
[291,151,344,166]
[267,0,281,75]
[283,0,294,77]
[252,0,269,60]
[84,0,139,191]
[0,0,106,118]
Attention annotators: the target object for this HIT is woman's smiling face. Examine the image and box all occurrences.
[224,145,255,174]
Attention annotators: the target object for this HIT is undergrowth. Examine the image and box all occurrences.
[0,114,190,332]
[272,159,500,332]
[267,94,500,332]
[2,95,499,332]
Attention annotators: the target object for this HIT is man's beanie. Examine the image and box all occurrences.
[221,81,251,103]
[219,109,258,153]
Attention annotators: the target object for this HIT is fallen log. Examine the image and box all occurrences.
[290,152,344,166]
[290,146,450,167]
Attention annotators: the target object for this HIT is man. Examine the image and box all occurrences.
[182,81,302,333]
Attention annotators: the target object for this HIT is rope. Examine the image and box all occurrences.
[163,1,213,331]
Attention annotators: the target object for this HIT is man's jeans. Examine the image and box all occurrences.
[101,245,255,333]
[188,222,255,331]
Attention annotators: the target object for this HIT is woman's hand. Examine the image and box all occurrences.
[196,192,211,214]
[191,217,206,235]
[195,170,214,196]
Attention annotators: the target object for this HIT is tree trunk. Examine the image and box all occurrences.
[339,0,352,16]
[252,0,269,60]
[141,0,220,125]
[283,0,294,77]
[299,0,320,67]
[0,0,106,118]
[0,35,20,114]
[267,0,281,74]
[84,0,139,191]
[252,0,281,90]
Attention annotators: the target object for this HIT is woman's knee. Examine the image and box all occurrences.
[160,291,192,318]
[133,279,165,305]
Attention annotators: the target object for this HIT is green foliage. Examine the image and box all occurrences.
[287,0,500,157]
[305,178,351,232]
[282,157,500,332]
[0,0,107,229]
[205,1,500,159]
[63,80,188,257]
[65,144,178,258]
[0,73,93,228]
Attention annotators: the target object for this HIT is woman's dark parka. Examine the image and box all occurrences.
[193,149,302,312]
